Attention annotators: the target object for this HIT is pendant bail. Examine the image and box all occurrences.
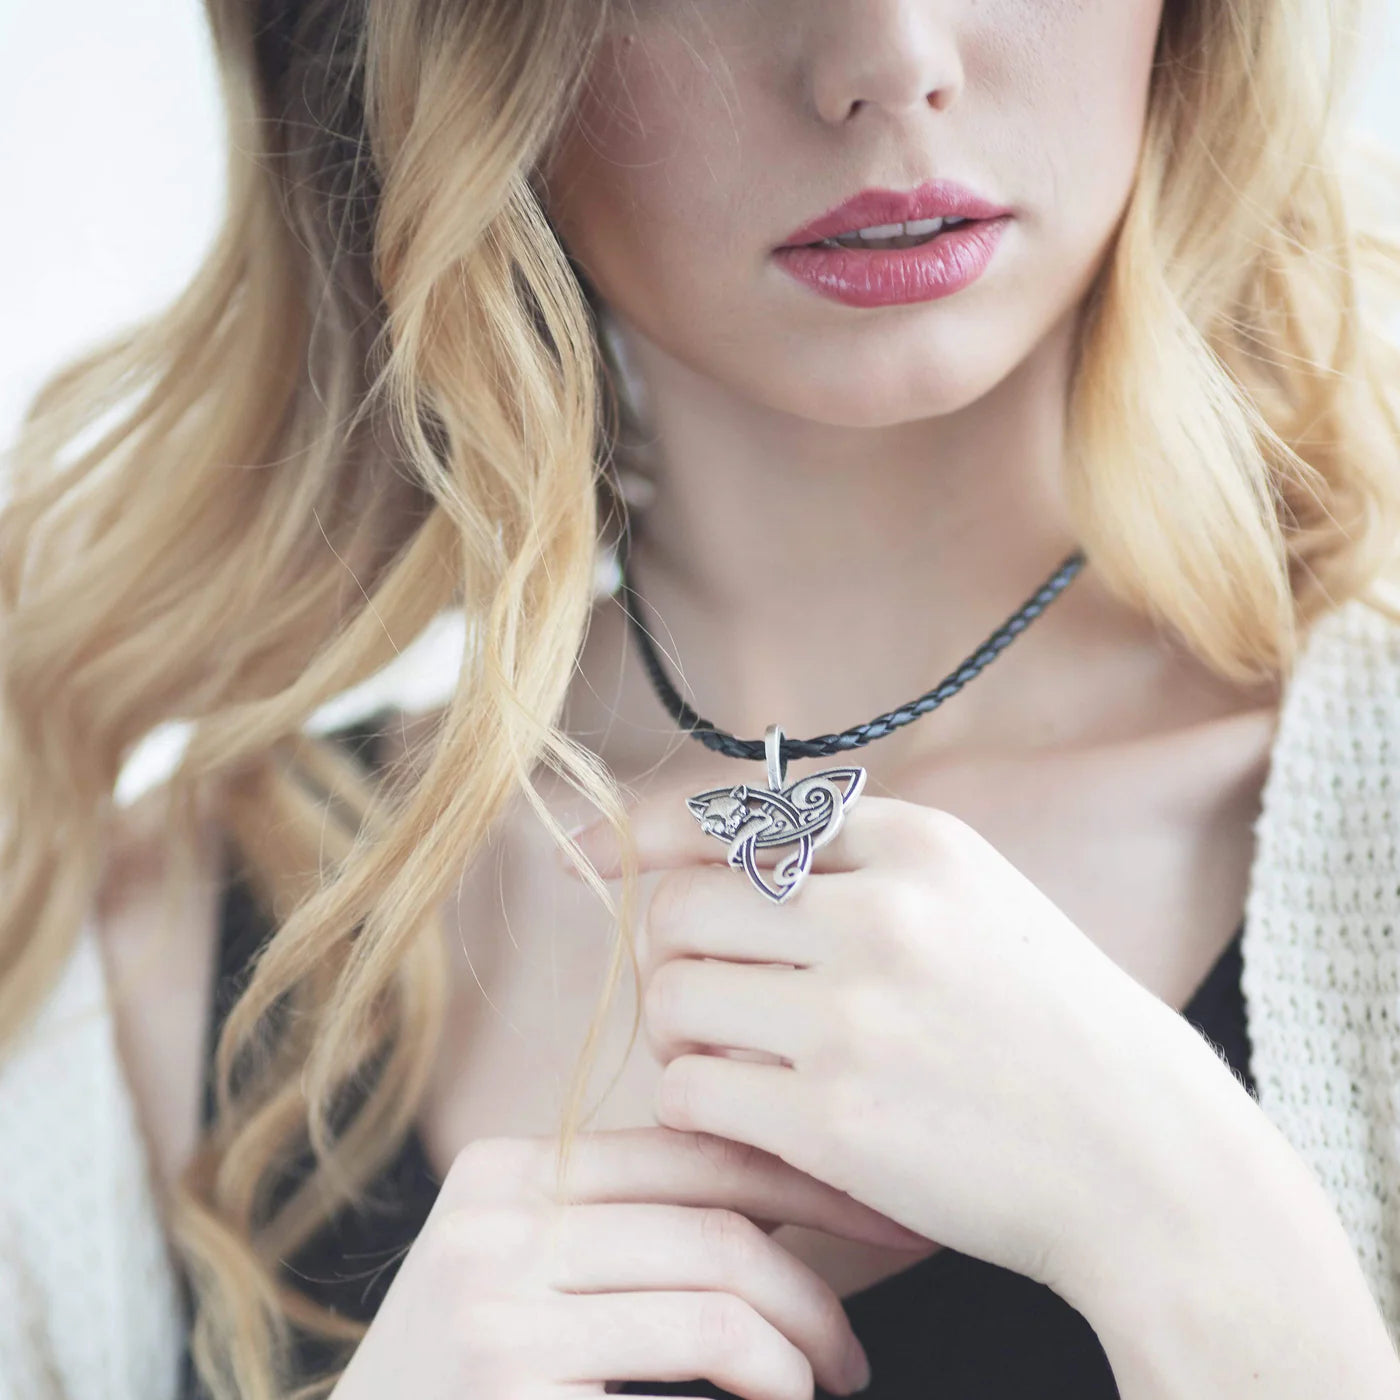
[765,723,787,791]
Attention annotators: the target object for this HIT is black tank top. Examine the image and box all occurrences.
[177,722,1256,1399]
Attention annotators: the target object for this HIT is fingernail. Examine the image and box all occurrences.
[846,1349,872,1393]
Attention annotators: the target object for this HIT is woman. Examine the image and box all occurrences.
[4,0,1400,1396]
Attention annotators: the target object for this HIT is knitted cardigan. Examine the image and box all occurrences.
[3,591,1400,1399]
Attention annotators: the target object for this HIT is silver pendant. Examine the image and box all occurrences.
[685,724,866,904]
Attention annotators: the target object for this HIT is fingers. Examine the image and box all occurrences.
[556,1289,834,1398]
[444,1127,926,1252]
[545,1203,871,1397]
[566,790,946,880]
[405,1128,931,1397]
[639,863,881,972]
[643,957,815,1065]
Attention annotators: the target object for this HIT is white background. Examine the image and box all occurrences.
[1,0,1398,444]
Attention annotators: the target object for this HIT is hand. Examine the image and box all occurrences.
[330,1125,932,1399]
[562,789,1223,1301]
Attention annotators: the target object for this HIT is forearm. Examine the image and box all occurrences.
[1086,1166,1400,1398]
[1061,1028,1400,1396]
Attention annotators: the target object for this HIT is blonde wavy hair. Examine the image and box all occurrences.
[3,0,1400,1394]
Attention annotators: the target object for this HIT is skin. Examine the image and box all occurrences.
[537,0,1176,754]
[493,0,1283,1292]
[100,0,1400,1393]
[102,0,1271,1278]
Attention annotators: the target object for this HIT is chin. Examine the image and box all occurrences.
[716,349,1018,428]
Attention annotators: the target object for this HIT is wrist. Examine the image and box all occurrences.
[1075,1171,1400,1399]
[1054,1006,1260,1299]
[1053,1016,1400,1396]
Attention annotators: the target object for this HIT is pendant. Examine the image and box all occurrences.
[685,724,866,904]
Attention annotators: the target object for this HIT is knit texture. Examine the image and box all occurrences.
[3,591,1400,1395]
[0,930,184,1400]
[1241,592,1400,1338]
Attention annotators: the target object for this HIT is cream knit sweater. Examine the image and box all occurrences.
[3,592,1400,1399]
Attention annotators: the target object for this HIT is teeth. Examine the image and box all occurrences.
[822,215,972,247]
[855,221,907,240]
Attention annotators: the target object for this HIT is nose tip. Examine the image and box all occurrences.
[807,13,963,126]
[837,86,952,124]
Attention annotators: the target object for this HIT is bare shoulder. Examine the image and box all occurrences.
[92,783,225,1199]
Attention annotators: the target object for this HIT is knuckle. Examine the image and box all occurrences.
[850,877,927,973]
[689,1291,813,1400]
[873,804,956,871]
[695,1291,759,1359]
[430,1202,540,1278]
[657,1055,703,1126]
[858,875,919,933]
[912,806,968,862]
[694,1130,766,1179]
[829,974,898,1050]
[772,1347,815,1400]
[643,959,684,1031]
[648,864,701,940]
[781,1352,817,1400]
[820,978,923,1101]
[696,1206,761,1277]
[441,1136,543,1207]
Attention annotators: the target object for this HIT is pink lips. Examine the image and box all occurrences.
[772,180,1014,310]
[777,179,1012,249]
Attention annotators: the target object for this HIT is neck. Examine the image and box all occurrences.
[568,306,1199,789]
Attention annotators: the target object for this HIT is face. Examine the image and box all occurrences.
[540,0,1166,429]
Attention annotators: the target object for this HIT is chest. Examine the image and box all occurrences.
[416,702,1279,1300]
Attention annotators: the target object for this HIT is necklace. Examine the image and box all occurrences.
[616,532,1087,903]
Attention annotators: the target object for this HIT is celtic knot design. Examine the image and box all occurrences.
[685,767,867,904]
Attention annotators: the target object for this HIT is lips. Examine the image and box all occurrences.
[778,179,1012,249]
[772,215,1010,308]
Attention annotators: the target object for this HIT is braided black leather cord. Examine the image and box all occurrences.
[617,539,1087,764]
